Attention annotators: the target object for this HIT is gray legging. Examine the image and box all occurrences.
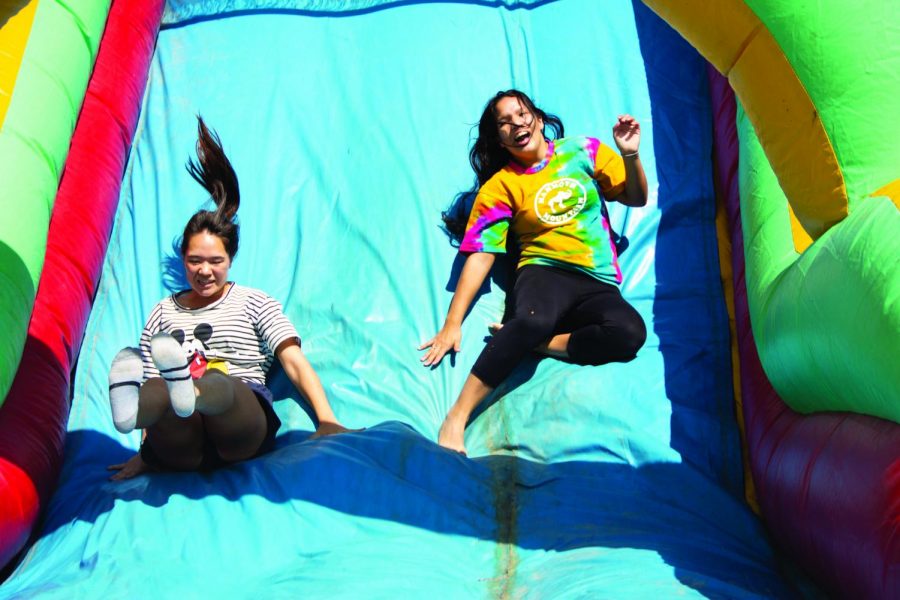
[471,264,646,388]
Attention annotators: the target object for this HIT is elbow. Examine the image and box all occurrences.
[629,184,648,207]
[621,193,647,208]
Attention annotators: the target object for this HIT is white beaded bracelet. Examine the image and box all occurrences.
[621,151,639,158]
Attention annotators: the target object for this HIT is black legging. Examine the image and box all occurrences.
[471,264,646,388]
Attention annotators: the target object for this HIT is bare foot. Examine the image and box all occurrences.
[438,416,467,455]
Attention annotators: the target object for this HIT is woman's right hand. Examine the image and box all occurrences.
[107,452,153,481]
[418,252,494,367]
[418,324,462,367]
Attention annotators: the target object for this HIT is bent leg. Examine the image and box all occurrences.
[136,377,175,428]
[140,374,268,470]
[438,373,493,454]
[562,285,646,365]
[141,377,206,470]
[471,266,577,388]
[109,348,144,433]
[443,267,580,453]
[197,373,268,463]
[150,332,196,417]
[487,322,571,359]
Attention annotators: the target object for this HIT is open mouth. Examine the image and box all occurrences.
[513,129,532,146]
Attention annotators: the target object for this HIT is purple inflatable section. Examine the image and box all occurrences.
[708,67,900,597]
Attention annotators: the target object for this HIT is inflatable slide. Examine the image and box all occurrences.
[1,0,897,597]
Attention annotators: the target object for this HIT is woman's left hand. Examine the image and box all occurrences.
[613,114,641,155]
[311,421,362,439]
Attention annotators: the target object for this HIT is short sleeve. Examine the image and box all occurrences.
[459,180,514,254]
[592,140,627,199]
[252,294,301,355]
[139,302,164,382]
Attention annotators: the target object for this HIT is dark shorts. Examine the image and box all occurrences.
[140,381,281,472]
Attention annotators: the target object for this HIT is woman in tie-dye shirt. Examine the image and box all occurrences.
[419,90,648,454]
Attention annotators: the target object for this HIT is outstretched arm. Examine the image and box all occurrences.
[276,339,352,437]
[611,114,648,207]
[419,251,496,366]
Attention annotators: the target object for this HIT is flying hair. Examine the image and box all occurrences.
[186,116,240,221]
[180,116,241,259]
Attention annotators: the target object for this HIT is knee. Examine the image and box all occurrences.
[569,317,647,366]
[196,370,233,399]
[618,316,647,358]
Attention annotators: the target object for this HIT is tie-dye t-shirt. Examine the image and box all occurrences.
[460,136,627,285]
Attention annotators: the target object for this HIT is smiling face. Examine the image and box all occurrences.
[182,230,231,306]
[494,95,547,166]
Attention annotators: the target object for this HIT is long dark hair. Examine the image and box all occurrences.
[180,116,240,258]
[470,89,564,186]
[442,90,564,242]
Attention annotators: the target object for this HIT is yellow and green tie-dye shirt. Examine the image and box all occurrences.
[460,136,627,285]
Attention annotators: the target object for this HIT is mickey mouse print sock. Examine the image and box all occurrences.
[150,332,196,417]
[109,347,144,433]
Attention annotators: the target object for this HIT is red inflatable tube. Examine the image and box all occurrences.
[708,67,900,597]
[0,0,165,570]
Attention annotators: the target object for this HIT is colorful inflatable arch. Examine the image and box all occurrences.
[0,0,165,571]
[0,0,897,596]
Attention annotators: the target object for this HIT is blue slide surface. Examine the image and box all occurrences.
[2,1,792,597]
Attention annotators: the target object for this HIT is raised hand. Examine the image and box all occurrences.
[612,114,641,155]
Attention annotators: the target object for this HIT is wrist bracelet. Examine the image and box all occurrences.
[621,151,639,158]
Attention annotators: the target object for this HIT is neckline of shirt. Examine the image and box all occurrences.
[508,139,556,175]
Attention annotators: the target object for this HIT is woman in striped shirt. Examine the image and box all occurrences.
[107,118,352,479]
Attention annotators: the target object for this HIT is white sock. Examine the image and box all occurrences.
[150,332,196,417]
[109,347,144,433]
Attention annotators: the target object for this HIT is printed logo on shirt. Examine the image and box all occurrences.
[533,178,587,225]
[171,323,214,378]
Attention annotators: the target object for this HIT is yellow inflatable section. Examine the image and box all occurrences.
[0,2,38,126]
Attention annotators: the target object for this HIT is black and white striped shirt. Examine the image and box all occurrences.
[139,284,299,385]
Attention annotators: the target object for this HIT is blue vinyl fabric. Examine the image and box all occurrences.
[2,1,792,597]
